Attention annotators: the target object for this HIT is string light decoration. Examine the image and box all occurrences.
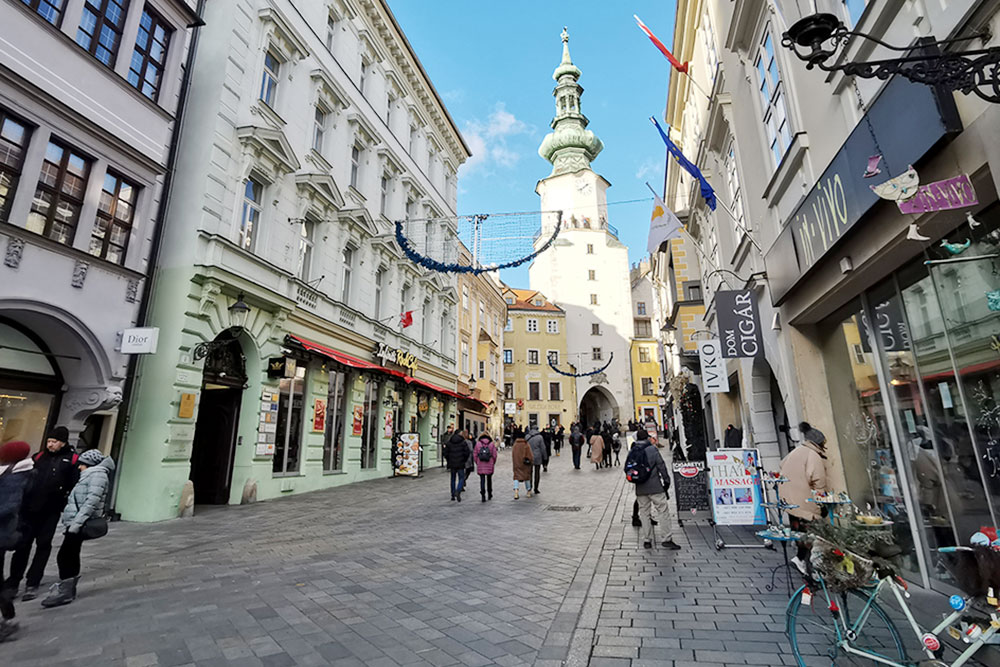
[548,352,613,378]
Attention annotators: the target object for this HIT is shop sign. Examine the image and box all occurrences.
[897,174,978,215]
[178,393,196,419]
[352,405,364,435]
[418,395,429,416]
[708,449,767,526]
[267,357,296,379]
[120,327,159,354]
[504,401,517,415]
[312,398,326,432]
[697,340,729,393]
[715,290,763,358]
[858,299,911,352]
[672,461,710,513]
[374,342,418,373]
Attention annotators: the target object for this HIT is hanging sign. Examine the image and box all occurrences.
[897,174,978,215]
[672,461,711,513]
[504,401,517,415]
[267,357,296,379]
[120,327,159,354]
[858,299,910,352]
[708,449,767,526]
[374,342,418,372]
[715,290,763,358]
[697,340,730,393]
[418,394,429,416]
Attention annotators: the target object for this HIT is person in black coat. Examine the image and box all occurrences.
[541,428,552,471]
[5,426,78,601]
[444,431,471,502]
[0,441,33,642]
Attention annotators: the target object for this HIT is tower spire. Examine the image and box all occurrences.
[538,27,603,176]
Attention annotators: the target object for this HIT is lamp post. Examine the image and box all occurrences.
[193,293,251,361]
[781,13,1000,103]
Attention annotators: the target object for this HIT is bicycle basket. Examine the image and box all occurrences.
[940,546,1000,597]
[811,537,877,592]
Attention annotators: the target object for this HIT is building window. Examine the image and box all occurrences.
[479,301,485,326]
[503,349,512,364]
[379,173,389,215]
[526,318,538,333]
[24,0,64,25]
[373,268,384,319]
[586,243,594,254]
[724,140,747,232]
[592,347,602,361]
[359,59,370,95]
[88,171,137,264]
[0,113,31,223]
[546,350,559,366]
[26,140,91,246]
[359,378,379,469]
[634,319,652,338]
[325,11,338,51]
[237,177,262,251]
[527,349,539,365]
[421,299,431,342]
[641,377,655,395]
[639,347,651,363]
[350,143,361,188]
[504,383,513,399]
[528,413,539,429]
[323,370,347,471]
[408,124,417,154]
[312,106,328,154]
[852,343,866,365]
[341,246,353,303]
[462,286,470,310]
[590,294,598,305]
[588,269,595,280]
[687,283,702,300]
[591,323,601,336]
[401,282,411,313]
[478,359,485,379]
[637,301,647,315]
[461,341,470,375]
[76,0,129,67]
[549,382,561,401]
[528,382,540,401]
[755,28,792,166]
[297,221,314,280]
[273,365,306,475]
[546,319,559,334]
[128,8,172,101]
[505,296,514,305]
[505,317,513,332]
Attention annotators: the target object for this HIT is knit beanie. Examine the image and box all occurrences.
[635,429,649,441]
[800,422,827,448]
[78,449,106,467]
[0,441,31,464]
[48,425,69,444]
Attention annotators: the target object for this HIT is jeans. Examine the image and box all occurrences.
[532,465,541,492]
[513,480,531,491]
[479,473,493,497]
[57,531,85,580]
[450,469,466,497]
[6,509,60,589]
[636,493,673,544]
[571,446,582,468]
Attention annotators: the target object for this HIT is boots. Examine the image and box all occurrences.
[0,619,19,643]
[40,578,77,609]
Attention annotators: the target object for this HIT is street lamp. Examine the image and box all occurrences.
[781,13,1000,104]
[193,293,251,361]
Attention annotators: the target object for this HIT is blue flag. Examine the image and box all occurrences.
[651,117,716,211]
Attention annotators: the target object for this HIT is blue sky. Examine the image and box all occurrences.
[387,1,678,287]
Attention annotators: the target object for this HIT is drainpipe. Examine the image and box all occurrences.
[108,1,207,515]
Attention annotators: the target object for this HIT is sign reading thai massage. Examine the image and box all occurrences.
[708,449,767,526]
[373,342,418,373]
[715,290,764,358]
[897,174,978,214]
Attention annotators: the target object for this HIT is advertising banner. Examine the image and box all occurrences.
[715,290,764,358]
[312,399,326,432]
[708,449,766,525]
[697,339,730,393]
[672,461,710,513]
[394,432,420,477]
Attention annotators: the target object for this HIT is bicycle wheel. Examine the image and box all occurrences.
[786,584,908,667]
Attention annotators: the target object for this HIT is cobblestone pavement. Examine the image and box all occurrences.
[3,449,927,666]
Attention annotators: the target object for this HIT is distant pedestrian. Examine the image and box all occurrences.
[512,438,534,499]
[444,431,470,502]
[463,431,475,489]
[541,427,553,471]
[440,424,455,468]
[780,422,828,570]
[568,426,585,469]
[6,426,78,602]
[41,449,116,608]
[554,426,564,456]
[473,434,497,502]
[0,441,33,642]
[611,432,622,465]
[589,432,605,470]
[626,431,680,550]
[526,427,547,494]
[602,426,613,468]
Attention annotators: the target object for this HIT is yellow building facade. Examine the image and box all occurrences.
[500,286,577,430]
[630,340,661,423]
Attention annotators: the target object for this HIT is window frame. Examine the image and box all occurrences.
[504,383,514,399]
[548,381,561,401]
[88,170,138,264]
[504,317,513,332]
[546,350,559,366]
[478,359,485,380]
[528,382,540,401]
[641,377,655,396]
[76,0,130,68]
[373,267,384,319]
[592,347,602,361]
[237,176,263,251]
[325,11,338,51]
[503,348,513,364]
[128,7,173,102]
[636,301,647,315]
[323,369,348,472]
[312,105,329,154]
[297,220,314,281]
[24,0,64,26]
[341,245,354,303]
[527,349,539,365]
[591,323,601,336]
[379,172,389,215]
[586,243,594,254]
[590,294,598,305]
[638,347,651,364]
[0,111,32,224]
[754,26,792,167]
[526,318,538,333]
[27,139,92,247]
[350,142,362,188]
[588,269,595,280]
[546,319,559,334]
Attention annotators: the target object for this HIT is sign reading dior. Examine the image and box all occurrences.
[715,290,763,359]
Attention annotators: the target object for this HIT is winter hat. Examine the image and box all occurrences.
[48,425,69,444]
[635,429,649,441]
[78,449,106,466]
[800,422,827,448]
[0,441,31,464]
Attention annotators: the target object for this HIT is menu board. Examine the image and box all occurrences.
[257,388,279,456]
[394,433,420,477]
[708,449,766,526]
[672,461,710,513]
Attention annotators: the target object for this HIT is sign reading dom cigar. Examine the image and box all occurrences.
[716,290,764,358]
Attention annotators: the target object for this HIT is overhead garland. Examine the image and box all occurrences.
[548,352,613,377]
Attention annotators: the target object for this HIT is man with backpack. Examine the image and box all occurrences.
[623,430,680,550]
[568,426,585,469]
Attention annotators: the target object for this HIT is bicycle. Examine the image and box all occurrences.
[785,545,996,666]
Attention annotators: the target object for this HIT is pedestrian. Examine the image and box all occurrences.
[40,449,115,608]
[611,432,622,465]
[568,425,585,469]
[589,431,605,470]
[444,431,470,502]
[6,426,78,602]
[779,422,828,571]
[526,426,547,495]
[602,425,613,468]
[554,425,564,456]
[0,441,33,642]
[541,427,552,471]
[512,437,534,498]
[585,426,594,458]
[440,424,454,468]
[473,434,497,502]
[463,430,475,489]
[626,431,680,550]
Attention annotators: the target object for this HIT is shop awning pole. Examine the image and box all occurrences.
[923,253,1000,266]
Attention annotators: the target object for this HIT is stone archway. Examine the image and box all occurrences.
[579,385,617,427]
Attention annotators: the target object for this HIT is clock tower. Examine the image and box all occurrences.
[529,28,634,426]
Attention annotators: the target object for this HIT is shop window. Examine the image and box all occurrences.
[76,0,129,67]
[89,171,137,265]
[323,370,348,471]
[528,382,540,401]
[0,320,59,448]
[0,112,32,224]
[273,365,306,475]
[128,7,172,101]
[26,140,91,247]
[359,378,379,468]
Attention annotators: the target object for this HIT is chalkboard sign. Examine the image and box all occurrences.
[672,461,710,513]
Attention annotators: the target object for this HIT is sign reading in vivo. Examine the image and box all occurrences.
[715,290,764,358]
[697,339,729,394]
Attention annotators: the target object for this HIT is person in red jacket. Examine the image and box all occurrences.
[473,434,498,502]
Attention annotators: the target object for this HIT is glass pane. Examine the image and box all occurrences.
[0,118,26,145]
[0,387,54,450]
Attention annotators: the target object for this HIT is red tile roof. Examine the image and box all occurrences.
[500,286,564,313]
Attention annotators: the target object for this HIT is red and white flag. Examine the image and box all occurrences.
[634,15,689,74]
[400,311,413,328]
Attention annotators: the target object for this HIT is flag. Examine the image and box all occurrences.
[400,311,413,328]
[651,117,717,211]
[634,15,689,74]
[647,194,685,253]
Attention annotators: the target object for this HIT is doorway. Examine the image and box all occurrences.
[190,338,246,505]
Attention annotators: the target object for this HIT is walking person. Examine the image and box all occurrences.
[6,426,78,602]
[444,431,470,502]
[512,437,534,498]
[0,441,33,642]
[473,434,497,502]
[464,431,475,491]
[602,425,613,468]
[568,426,585,470]
[40,449,115,608]
[626,431,680,550]
[611,431,622,466]
[541,427,552,471]
[554,425,564,456]
[440,424,454,468]
[526,426,547,494]
[589,430,605,470]
[779,422,828,571]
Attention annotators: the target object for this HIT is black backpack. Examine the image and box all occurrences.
[477,444,492,462]
[623,443,653,484]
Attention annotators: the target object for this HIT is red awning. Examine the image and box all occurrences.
[921,358,1000,384]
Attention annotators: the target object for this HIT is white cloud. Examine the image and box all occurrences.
[635,157,660,181]
[460,103,531,175]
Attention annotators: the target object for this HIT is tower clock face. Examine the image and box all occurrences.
[576,178,592,195]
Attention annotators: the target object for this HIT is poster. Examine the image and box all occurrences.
[352,405,364,436]
[707,449,766,525]
[384,411,394,439]
[672,461,710,513]
[394,432,420,476]
[313,398,327,432]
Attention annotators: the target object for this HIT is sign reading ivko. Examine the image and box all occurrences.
[374,342,418,373]
[715,290,764,358]
[697,340,729,394]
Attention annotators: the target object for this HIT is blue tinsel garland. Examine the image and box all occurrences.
[548,352,613,377]
[394,213,562,276]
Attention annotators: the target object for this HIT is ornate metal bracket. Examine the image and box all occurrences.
[192,326,243,361]
[782,13,1000,104]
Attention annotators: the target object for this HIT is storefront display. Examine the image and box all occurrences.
[394,432,419,477]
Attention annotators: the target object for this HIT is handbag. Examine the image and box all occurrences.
[522,457,532,466]
[80,516,108,540]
